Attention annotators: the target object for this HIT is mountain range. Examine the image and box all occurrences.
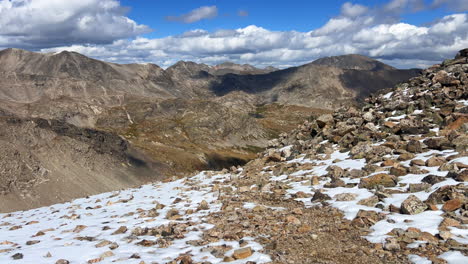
[0,48,421,211]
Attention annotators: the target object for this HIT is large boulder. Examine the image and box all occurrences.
[358,173,397,189]
[401,195,427,215]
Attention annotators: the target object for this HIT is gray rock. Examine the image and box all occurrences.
[400,195,427,215]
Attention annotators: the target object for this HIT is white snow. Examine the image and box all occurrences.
[439,251,468,264]
[0,172,271,264]
[408,254,432,264]
[382,92,393,99]
[260,142,468,264]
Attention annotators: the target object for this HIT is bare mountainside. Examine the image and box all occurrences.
[0,48,421,211]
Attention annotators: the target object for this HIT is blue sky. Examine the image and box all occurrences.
[120,0,456,37]
[0,0,467,68]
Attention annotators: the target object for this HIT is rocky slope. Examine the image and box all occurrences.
[210,60,420,108]
[0,113,161,212]
[0,49,466,264]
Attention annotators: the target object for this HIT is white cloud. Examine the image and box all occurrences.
[1,0,466,69]
[341,2,368,17]
[0,0,150,49]
[383,0,425,13]
[40,11,468,69]
[431,0,468,11]
[166,6,218,23]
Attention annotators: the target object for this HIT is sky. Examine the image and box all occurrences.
[0,0,467,69]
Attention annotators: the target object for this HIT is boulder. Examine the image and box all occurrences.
[232,247,253,259]
[400,195,427,215]
[316,114,334,128]
[425,156,446,167]
[358,173,397,189]
[406,140,422,153]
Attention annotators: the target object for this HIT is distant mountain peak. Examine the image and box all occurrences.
[311,54,396,71]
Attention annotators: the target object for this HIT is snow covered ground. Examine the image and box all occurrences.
[263,142,468,264]
[0,172,271,264]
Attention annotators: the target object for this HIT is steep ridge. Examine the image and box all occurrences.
[0,49,465,264]
[0,114,162,212]
[0,48,177,104]
[211,59,420,108]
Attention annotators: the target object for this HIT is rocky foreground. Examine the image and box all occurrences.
[0,50,467,263]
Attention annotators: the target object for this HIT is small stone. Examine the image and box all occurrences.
[357,196,379,207]
[176,255,193,264]
[165,209,180,219]
[401,195,427,215]
[426,156,446,167]
[316,114,334,128]
[382,160,396,167]
[334,193,358,201]
[398,153,415,161]
[439,230,452,240]
[410,159,426,166]
[442,199,462,212]
[55,260,70,264]
[390,165,408,176]
[73,225,87,233]
[311,191,331,202]
[384,237,400,251]
[292,208,303,215]
[406,140,423,153]
[109,242,119,250]
[384,121,397,128]
[439,217,460,230]
[95,240,112,248]
[298,224,312,233]
[111,226,127,235]
[223,256,235,262]
[363,112,374,122]
[26,240,40,245]
[137,240,157,247]
[421,175,445,185]
[286,215,301,225]
[12,253,23,260]
[197,200,209,211]
[454,170,468,182]
[100,251,114,259]
[311,176,320,185]
[232,247,253,259]
[408,183,431,193]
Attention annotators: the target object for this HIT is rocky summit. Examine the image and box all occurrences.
[0,50,466,263]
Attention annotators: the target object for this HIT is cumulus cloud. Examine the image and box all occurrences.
[166,6,218,23]
[0,0,151,49]
[431,0,468,12]
[41,11,468,69]
[3,0,468,69]
[384,0,425,13]
[341,2,368,17]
